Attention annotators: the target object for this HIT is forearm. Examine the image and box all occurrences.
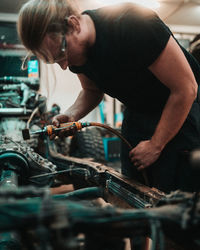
[151,89,197,151]
[64,88,104,121]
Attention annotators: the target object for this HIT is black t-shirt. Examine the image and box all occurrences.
[69,3,200,190]
[69,3,200,114]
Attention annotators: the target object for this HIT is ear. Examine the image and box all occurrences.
[67,15,81,33]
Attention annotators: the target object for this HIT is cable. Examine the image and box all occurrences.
[26,106,39,129]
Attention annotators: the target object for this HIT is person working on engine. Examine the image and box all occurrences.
[17,0,200,193]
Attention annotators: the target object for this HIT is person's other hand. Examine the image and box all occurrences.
[129,140,161,171]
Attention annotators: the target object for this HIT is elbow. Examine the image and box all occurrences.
[190,80,198,101]
[175,80,198,103]
[182,79,198,102]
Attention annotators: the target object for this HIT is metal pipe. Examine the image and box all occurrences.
[0,108,32,115]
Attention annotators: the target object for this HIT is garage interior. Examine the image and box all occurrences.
[1,0,200,250]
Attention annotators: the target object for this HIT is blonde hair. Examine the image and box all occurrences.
[17,0,80,66]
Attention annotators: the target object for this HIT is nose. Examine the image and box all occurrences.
[57,59,69,70]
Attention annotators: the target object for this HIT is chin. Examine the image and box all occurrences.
[77,58,87,66]
[71,54,87,66]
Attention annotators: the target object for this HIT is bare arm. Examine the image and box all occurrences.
[150,36,197,149]
[52,74,104,126]
[65,74,104,120]
[130,36,198,170]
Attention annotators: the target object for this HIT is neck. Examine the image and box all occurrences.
[82,14,96,48]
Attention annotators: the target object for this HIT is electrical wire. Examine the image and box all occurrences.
[26,106,39,129]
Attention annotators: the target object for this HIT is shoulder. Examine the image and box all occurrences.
[99,2,156,20]
[83,2,156,22]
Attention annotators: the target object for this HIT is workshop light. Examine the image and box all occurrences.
[98,0,160,9]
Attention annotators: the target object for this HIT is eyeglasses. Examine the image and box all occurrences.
[45,35,67,64]
[21,35,67,70]
[61,35,67,53]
